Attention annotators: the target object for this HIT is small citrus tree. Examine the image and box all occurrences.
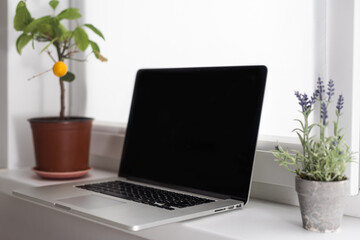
[14,0,107,119]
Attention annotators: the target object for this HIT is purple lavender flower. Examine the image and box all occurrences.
[275,145,280,151]
[320,102,328,125]
[310,91,317,106]
[313,89,320,99]
[317,77,325,101]
[295,91,312,112]
[303,93,309,107]
[327,79,335,102]
[336,94,344,114]
[295,91,305,112]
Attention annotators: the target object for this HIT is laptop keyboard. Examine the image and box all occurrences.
[76,180,214,210]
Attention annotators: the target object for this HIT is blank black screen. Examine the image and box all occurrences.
[119,66,267,203]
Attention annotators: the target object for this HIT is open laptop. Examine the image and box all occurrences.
[13,65,267,231]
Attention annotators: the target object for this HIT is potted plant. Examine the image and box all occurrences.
[272,78,353,232]
[13,0,107,178]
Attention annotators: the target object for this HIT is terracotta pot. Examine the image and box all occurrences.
[29,117,93,172]
[295,176,348,233]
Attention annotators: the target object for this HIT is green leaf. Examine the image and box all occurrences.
[89,40,100,59]
[74,27,89,51]
[56,8,82,20]
[308,123,317,132]
[296,132,304,145]
[53,22,67,38]
[40,38,57,53]
[60,71,75,82]
[60,31,73,42]
[16,34,32,54]
[24,16,52,34]
[293,119,305,130]
[84,24,105,40]
[38,23,54,37]
[292,128,304,133]
[49,0,59,10]
[14,1,33,31]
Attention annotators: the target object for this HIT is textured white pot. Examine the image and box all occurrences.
[295,176,348,233]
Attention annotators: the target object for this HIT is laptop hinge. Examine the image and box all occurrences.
[124,176,233,200]
[230,196,246,202]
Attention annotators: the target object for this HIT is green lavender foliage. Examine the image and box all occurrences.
[273,79,353,181]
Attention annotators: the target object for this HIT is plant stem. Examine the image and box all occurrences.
[320,100,325,141]
[54,42,65,120]
[59,77,65,119]
[46,50,57,63]
[27,68,52,81]
[303,111,308,155]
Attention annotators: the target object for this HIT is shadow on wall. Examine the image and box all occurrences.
[12,115,36,169]
[89,133,125,172]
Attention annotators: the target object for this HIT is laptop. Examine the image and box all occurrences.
[13,65,267,231]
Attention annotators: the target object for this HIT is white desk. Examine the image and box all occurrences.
[1,168,360,240]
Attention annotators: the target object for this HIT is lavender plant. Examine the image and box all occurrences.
[273,78,352,181]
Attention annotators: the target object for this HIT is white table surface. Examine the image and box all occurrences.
[1,168,360,240]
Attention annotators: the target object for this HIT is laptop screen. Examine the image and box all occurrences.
[119,66,267,203]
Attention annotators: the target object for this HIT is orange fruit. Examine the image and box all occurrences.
[52,61,68,77]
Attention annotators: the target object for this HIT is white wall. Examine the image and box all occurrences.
[6,0,70,169]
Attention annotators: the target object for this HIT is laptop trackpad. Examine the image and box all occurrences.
[57,195,126,210]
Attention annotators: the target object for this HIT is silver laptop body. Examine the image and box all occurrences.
[13,66,267,231]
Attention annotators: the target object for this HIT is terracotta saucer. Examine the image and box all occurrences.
[32,167,92,180]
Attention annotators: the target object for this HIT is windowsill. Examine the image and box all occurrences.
[1,168,360,240]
